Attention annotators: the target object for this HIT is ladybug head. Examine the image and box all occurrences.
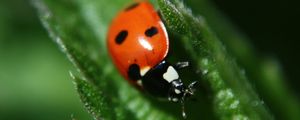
[168,80,198,119]
[168,80,198,102]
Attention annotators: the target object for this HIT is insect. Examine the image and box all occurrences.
[107,1,198,118]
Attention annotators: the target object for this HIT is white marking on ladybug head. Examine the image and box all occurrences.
[175,89,181,94]
[172,98,179,102]
[163,66,179,83]
[137,80,143,86]
[140,66,150,76]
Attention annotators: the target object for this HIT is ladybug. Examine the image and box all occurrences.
[107,1,197,118]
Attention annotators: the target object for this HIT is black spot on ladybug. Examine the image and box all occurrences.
[115,30,128,44]
[145,26,158,37]
[128,64,142,80]
[125,3,140,11]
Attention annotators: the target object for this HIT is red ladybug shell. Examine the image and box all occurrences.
[107,2,169,87]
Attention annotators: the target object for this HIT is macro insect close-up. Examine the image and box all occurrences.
[107,2,198,118]
[0,0,299,120]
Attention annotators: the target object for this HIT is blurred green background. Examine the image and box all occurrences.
[0,0,298,120]
[213,0,300,96]
[0,0,91,119]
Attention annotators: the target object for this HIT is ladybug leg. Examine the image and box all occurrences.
[187,81,198,95]
[174,61,189,69]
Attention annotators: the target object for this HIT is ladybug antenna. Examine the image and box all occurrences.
[181,81,198,119]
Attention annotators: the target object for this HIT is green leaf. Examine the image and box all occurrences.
[72,74,114,120]
[183,0,300,120]
[158,0,273,119]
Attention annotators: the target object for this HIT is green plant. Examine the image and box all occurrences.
[33,0,300,119]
